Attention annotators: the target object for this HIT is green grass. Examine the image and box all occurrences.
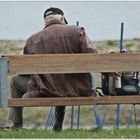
[125,43,133,49]
[107,40,119,47]
[0,128,140,138]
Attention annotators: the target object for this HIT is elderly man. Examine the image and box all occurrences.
[7,7,97,131]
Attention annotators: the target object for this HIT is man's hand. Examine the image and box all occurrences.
[108,72,122,79]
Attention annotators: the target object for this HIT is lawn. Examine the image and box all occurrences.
[0,128,140,138]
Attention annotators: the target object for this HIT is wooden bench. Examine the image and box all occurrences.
[1,52,140,107]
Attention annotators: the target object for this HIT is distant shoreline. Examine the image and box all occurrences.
[0,38,140,55]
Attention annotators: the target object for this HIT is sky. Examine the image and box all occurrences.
[0,1,140,41]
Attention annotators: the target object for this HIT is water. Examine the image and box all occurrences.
[0,1,140,41]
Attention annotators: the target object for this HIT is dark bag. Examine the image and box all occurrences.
[96,72,140,96]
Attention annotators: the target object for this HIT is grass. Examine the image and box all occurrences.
[125,43,133,49]
[107,40,119,47]
[0,128,140,138]
[0,40,24,54]
[2,104,140,129]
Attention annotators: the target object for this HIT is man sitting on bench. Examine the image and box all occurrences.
[6,7,98,131]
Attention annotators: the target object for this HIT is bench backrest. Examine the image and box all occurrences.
[1,53,140,107]
[7,53,140,75]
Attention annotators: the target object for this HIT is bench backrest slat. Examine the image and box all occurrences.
[8,96,140,107]
[6,52,140,75]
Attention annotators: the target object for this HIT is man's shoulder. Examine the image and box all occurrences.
[63,25,84,29]
[59,25,85,33]
[26,30,42,42]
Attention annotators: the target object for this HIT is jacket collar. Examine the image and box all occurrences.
[44,16,65,29]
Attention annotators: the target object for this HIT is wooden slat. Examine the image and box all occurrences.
[6,52,140,75]
[8,96,140,107]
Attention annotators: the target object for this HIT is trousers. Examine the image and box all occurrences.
[8,75,65,131]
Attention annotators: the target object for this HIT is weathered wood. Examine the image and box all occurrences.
[8,96,140,107]
[6,52,140,75]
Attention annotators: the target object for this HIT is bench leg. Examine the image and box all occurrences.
[93,105,103,128]
[71,105,74,129]
[127,104,138,128]
[45,107,55,129]
[115,104,121,128]
[77,105,81,129]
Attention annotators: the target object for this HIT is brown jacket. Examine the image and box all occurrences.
[24,19,97,97]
